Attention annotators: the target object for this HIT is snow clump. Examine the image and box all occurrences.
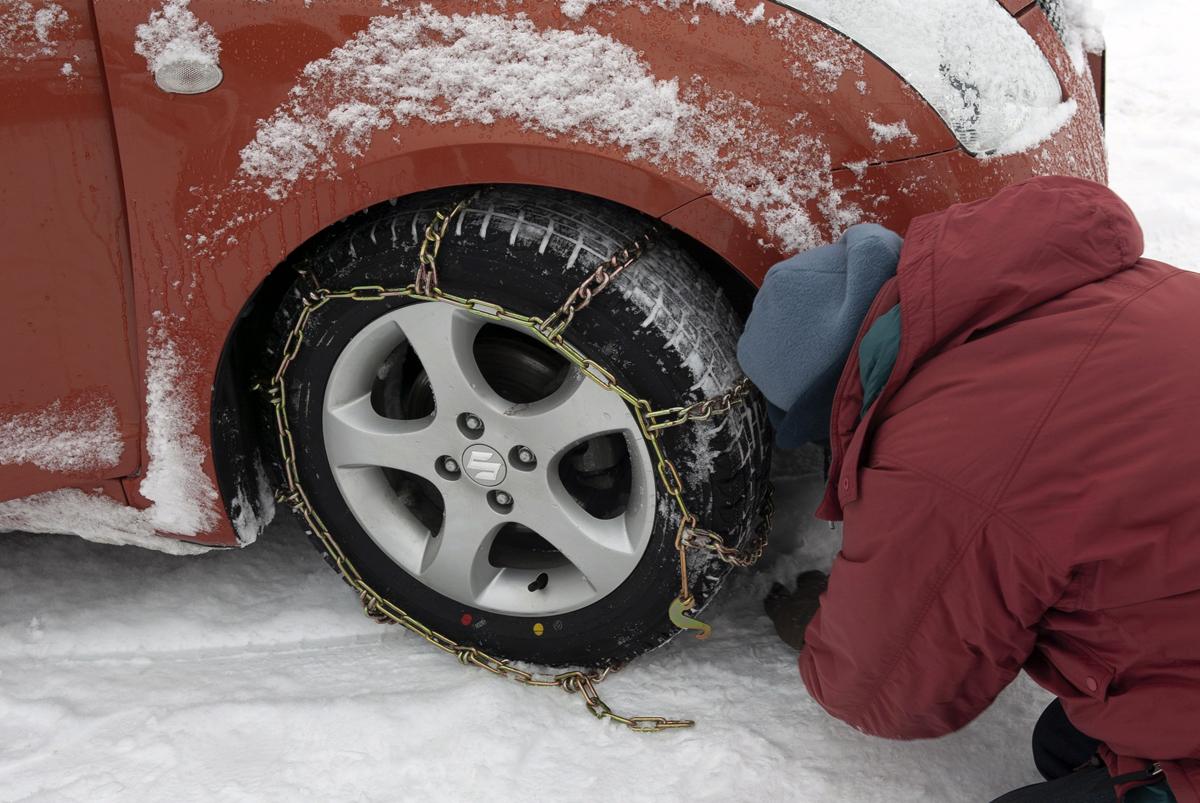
[239,7,845,252]
[1040,0,1106,74]
[0,1,70,60]
[0,400,123,473]
[138,319,220,536]
[229,456,276,546]
[134,0,220,75]
[867,118,916,144]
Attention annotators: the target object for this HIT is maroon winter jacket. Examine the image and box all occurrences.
[802,176,1200,802]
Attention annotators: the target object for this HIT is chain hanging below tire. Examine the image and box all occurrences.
[265,194,773,731]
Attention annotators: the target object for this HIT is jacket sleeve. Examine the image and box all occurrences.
[799,458,1071,739]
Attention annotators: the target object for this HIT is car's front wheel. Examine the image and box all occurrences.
[273,186,771,668]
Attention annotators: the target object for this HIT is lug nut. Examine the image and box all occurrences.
[442,457,459,473]
[458,413,485,438]
[511,445,537,470]
[488,490,514,514]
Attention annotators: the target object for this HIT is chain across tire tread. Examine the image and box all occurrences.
[269,186,771,663]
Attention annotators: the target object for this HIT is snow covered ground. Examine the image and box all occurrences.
[3,1,1198,800]
[1096,0,1200,270]
[1,454,1057,802]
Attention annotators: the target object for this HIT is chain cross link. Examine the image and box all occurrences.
[537,230,656,342]
[415,195,475,296]
[645,378,755,432]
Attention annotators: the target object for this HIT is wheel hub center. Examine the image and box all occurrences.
[461,443,507,487]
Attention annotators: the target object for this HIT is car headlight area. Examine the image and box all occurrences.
[778,0,1071,155]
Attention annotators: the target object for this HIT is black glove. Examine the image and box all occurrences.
[763,570,829,651]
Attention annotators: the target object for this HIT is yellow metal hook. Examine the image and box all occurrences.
[669,596,712,640]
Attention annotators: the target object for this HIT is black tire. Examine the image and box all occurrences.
[270,186,771,667]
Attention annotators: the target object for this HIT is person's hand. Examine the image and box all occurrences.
[763,570,829,651]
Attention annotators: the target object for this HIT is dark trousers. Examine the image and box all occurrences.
[1033,699,1105,781]
[990,699,1116,803]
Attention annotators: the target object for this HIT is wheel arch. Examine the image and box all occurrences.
[210,168,761,544]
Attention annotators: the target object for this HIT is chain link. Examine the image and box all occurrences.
[537,230,656,342]
[266,196,772,731]
[415,195,475,296]
[683,484,776,568]
[645,378,755,432]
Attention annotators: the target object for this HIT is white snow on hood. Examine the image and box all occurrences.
[772,0,1074,154]
[0,320,218,554]
[238,8,851,252]
[0,399,123,473]
[0,1,70,60]
[134,0,220,74]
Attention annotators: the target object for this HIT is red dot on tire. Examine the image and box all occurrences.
[460,613,473,626]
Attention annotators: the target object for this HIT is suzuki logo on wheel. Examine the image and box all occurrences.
[462,444,507,487]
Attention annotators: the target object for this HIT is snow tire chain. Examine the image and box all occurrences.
[266,194,773,732]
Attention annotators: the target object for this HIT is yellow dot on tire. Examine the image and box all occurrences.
[532,622,544,636]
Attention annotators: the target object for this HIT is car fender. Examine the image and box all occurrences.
[84,1,1097,546]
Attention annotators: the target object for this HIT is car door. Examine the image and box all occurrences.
[0,0,141,500]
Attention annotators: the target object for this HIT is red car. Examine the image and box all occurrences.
[0,0,1105,667]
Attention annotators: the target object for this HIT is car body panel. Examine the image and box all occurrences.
[999,0,1035,13]
[1,0,1105,547]
[0,0,141,501]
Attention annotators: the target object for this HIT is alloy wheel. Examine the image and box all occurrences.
[322,301,656,617]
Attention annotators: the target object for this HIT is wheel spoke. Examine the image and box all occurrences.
[330,467,432,570]
[323,392,437,471]
[418,508,500,602]
[325,316,407,408]
[517,481,639,593]
[511,371,642,460]
[393,303,505,416]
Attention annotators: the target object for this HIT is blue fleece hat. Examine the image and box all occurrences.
[737,223,903,448]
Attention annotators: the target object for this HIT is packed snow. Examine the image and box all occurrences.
[133,0,220,75]
[0,400,122,473]
[136,319,220,536]
[0,489,208,555]
[2,0,1198,799]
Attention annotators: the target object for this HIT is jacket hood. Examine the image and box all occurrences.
[820,176,1146,520]
[899,176,1144,362]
